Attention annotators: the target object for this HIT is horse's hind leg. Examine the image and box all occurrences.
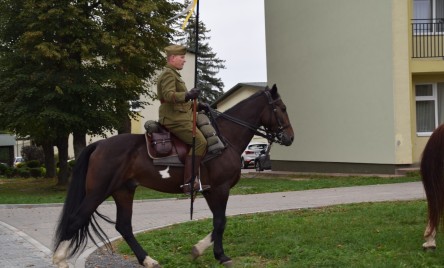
[53,195,106,268]
[423,220,437,250]
[53,240,70,268]
[112,185,160,268]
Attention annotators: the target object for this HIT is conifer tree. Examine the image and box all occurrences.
[175,5,226,103]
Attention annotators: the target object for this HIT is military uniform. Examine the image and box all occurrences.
[157,65,207,156]
[156,44,210,194]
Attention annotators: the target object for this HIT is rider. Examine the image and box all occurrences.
[157,44,210,194]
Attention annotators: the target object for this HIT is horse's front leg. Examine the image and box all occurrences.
[192,232,213,259]
[112,187,160,268]
[203,189,233,267]
[423,220,437,250]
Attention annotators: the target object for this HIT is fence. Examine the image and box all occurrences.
[412,19,444,58]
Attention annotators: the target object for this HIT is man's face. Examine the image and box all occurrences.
[169,55,186,70]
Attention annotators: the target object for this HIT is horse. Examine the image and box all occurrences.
[420,124,444,251]
[52,84,294,268]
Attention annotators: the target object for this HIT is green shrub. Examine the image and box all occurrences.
[17,168,30,178]
[26,160,40,168]
[0,164,7,175]
[7,167,18,177]
[68,160,76,168]
[40,167,46,177]
[29,168,42,178]
[4,167,14,178]
[15,162,25,168]
[0,166,16,178]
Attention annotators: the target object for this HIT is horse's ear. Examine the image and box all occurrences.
[265,85,270,91]
[270,84,279,96]
[270,84,277,95]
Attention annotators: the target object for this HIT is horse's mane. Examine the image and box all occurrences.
[222,88,267,116]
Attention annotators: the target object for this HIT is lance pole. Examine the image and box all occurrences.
[190,0,200,220]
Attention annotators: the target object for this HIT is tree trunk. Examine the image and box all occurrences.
[56,135,70,186]
[41,141,56,178]
[73,131,86,160]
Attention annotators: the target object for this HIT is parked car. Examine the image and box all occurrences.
[13,156,24,167]
[241,142,268,169]
[254,149,272,171]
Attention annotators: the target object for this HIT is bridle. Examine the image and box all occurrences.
[208,90,291,145]
[262,90,292,144]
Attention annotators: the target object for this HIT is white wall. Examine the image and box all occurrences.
[265,0,398,164]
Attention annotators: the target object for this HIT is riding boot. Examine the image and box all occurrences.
[181,155,210,194]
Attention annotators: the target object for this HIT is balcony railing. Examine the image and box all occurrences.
[412,19,444,58]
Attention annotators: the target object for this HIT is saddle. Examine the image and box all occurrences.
[145,113,225,166]
[145,125,189,166]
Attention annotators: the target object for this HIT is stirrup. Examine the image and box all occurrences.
[181,181,210,195]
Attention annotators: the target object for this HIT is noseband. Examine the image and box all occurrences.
[208,90,290,145]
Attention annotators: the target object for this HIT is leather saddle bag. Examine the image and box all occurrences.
[151,132,172,156]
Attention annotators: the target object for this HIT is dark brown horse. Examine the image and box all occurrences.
[420,124,444,250]
[52,84,294,268]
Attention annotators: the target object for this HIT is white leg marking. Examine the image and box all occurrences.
[423,221,437,249]
[143,256,160,268]
[192,232,213,259]
[159,166,171,179]
[53,240,70,268]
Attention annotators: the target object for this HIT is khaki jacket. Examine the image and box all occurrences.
[157,64,192,124]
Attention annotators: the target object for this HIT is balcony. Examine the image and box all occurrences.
[412,19,444,58]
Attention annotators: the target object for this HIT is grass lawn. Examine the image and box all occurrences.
[117,200,440,268]
[0,172,430,266]
[0,172,420,204]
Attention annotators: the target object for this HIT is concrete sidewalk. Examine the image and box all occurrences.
[0,181,426,268]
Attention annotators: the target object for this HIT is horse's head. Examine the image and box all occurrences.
[260,84,294,146]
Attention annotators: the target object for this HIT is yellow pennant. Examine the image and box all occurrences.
[182,0,198,30]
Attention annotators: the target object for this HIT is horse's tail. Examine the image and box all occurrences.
[53,142,114,257]
[421,124,444,236]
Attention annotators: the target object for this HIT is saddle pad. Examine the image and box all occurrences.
[153,155,184,167]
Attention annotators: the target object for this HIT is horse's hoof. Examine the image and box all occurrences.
[422,240,437,251]
[219,256,233,268]
[191,245,201,260]
[221,260,233,267]
[143,256,161,268]
[53,260,69,268]
[423,246,436,252]
[144,263,161,268]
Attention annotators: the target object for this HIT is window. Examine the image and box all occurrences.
[414,0,444,20]
[415,83,444,135]
[414,0,444,33]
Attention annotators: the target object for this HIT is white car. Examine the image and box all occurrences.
[241,142,268,169]
[13,156,24,167]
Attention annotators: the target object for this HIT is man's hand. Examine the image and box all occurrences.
[198,102,210,112]
[185,88,200,101]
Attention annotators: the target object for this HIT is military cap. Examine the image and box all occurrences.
[164,44,187,56]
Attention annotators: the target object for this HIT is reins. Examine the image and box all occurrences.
[207,90,289,145]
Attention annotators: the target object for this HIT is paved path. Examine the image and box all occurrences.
[0,181,425,268]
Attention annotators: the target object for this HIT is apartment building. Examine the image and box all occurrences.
[265,0,444,173]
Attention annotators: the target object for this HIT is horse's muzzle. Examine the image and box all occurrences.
[278,132,294,146]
